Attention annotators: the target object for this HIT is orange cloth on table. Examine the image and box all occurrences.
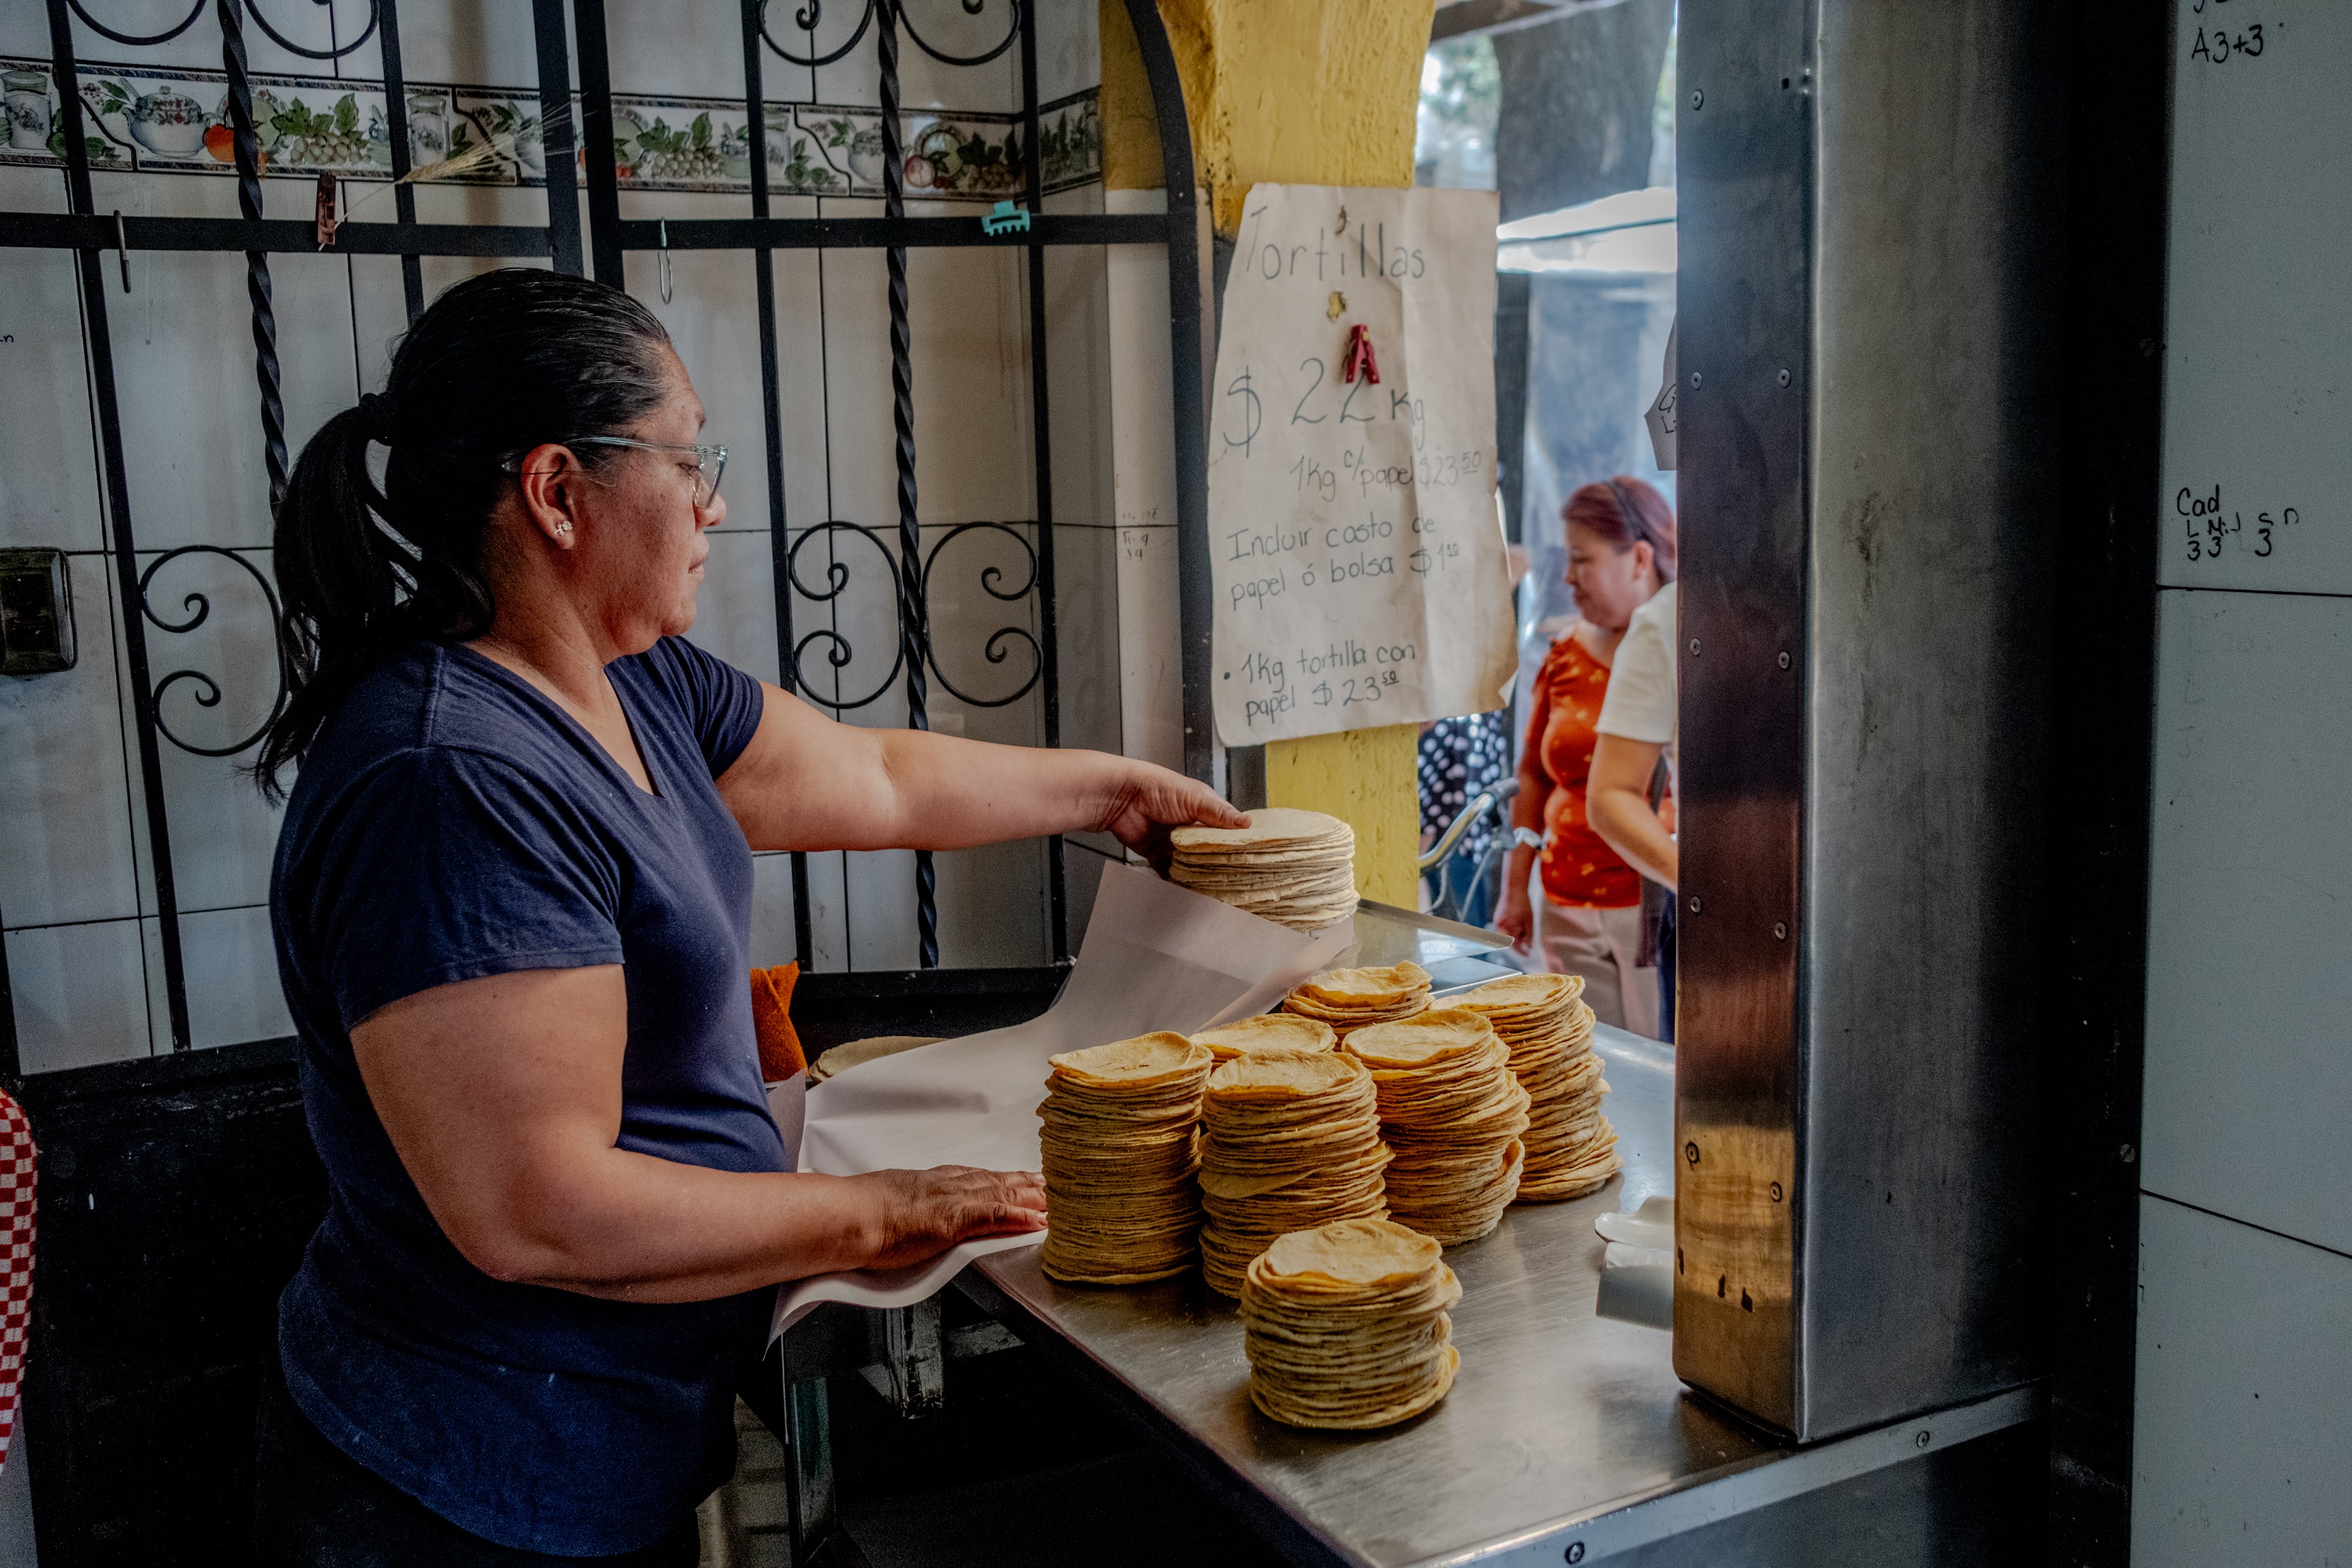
[1524,632,1642,909]
[749,963,804,1083]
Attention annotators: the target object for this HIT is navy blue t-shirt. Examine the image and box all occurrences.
[269,637,786,1555]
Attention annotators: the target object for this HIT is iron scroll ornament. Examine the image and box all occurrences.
[783,520,1044,712]
[138,545,293,758]
[918,521,1041,708]
[67,0,379,58]
[243,0,380,62]
[786,520,906,710]
[760,0,1021,71]
[63,0,208,47]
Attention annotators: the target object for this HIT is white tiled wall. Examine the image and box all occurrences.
[2130,1197,2352,1565]
[1104,186,1182,775]
[2144,590,2352,1258]
[1,0,1127,1073]
[2135,1,2352,1558]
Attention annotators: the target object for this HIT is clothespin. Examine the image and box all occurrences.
[1342,322,1379,386]
[313,172,339,250]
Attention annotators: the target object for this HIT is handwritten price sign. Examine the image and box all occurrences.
[1207,185,1515,746]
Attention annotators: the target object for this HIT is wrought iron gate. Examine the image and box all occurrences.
[0,0,1213,1073]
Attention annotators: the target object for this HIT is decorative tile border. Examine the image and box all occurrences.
[0,57,1100,200]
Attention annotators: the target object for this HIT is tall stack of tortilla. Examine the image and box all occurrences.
[1190,1013,1337,1062]
[1455,973,1621,1202]
[1038,1032,1216,1284]
[1279,962,1434,1039]
[1196,1050,1389,1296]
[1344,1009,1531,1244]
[1167,808,1359,930]
[1240,1218,1463,1430]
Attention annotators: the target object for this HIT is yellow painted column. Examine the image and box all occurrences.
[1102,0,1437,907]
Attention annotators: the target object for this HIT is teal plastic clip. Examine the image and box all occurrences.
[981,200,1032,236]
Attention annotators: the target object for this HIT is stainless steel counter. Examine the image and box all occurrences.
[965,1024,2042,1567]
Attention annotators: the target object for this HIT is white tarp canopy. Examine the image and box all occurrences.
[1496,185,1676,276]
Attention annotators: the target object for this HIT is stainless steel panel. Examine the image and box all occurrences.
[1798,0,2063,1439]
[1672,0,1813,1436]
[1592,1416,2046,1568]
[1675,0,2064,1439]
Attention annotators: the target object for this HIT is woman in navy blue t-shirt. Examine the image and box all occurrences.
[250,270,1244,1565]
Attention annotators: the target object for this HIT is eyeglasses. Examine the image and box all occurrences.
[565,435,729,509]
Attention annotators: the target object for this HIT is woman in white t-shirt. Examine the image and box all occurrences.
[1591,579,1678,1038]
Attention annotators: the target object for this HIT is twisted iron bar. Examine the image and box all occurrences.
[877,0,937,968]
[219,0,289,510]
[64,0,207,46]
[246,0,377,60]
[759,0,1017,69]
[138,546,292,757]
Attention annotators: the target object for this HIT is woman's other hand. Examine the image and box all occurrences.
[1091,764,1248,863]
[860,1166,1048,1271]
[1494,884,1535,955]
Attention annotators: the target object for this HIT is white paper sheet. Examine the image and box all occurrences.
[1644,316,1679,472]
[1207,183,1516,747]
[769,861,1355,1340]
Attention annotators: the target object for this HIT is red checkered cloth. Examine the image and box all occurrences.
[0,1091,34,1473]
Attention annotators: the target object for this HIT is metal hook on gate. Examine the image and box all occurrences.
[112,210,130,293]
[657,219,673,305]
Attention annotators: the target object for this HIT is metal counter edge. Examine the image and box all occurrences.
[1431,1382,2047,1568]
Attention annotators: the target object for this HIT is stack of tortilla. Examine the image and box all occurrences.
[1279,962,1434,1039]
[1197,1050,1391,1297]
[1038,1032,1216,1285]
[1240,1218,1464,1430]
[1455,972,1621,1202]
[1344,1009,1531,1245]
[1190,1013,1337,1062]
[1167,808,1359,930]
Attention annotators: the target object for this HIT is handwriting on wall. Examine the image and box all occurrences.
[1207,183,1515,747]
[2176,484,2302,564]
[2161,0,2344,592]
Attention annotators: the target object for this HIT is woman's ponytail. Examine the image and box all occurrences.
[249,269,672,799]
[253,403,417,799]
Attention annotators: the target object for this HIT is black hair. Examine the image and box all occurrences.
[253,268,673,799]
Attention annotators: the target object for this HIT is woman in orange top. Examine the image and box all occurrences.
[1494,476,1675,1035]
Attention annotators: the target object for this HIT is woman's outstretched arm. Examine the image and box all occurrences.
[715,683,1245,857]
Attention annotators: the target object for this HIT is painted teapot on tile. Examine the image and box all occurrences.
[126,88,215,158]
[77,78,219,161]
